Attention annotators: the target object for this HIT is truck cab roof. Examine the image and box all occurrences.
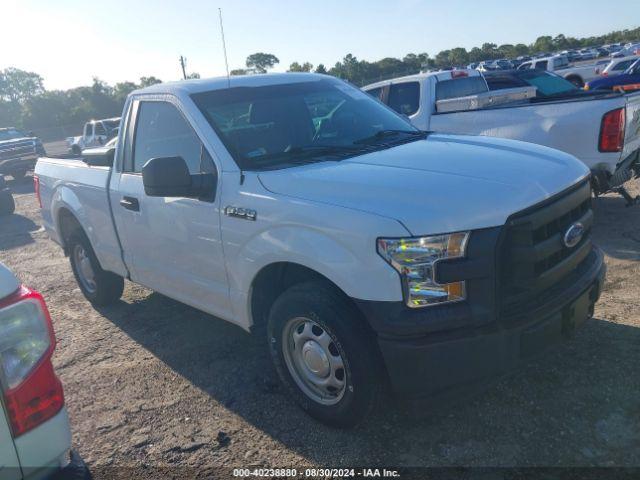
[132,72,332,97]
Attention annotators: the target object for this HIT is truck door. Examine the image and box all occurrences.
[110,99,232,320]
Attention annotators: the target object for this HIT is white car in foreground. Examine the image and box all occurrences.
[0,263,88,479]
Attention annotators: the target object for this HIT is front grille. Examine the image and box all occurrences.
[0,140,36,161]
[499,180,593,321]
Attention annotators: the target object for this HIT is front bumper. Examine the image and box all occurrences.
[356,246,606,401]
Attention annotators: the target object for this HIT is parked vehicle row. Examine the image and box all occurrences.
[363,69,640,203]
[36,73,606,427]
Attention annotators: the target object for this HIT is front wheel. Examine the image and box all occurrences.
[68,232,124,306]
[267,281,382,428]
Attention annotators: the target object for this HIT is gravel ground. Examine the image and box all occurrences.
[0,176,639,476]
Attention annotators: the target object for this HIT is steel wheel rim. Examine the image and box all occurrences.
[282,317,347,405]
[74,244,97,293]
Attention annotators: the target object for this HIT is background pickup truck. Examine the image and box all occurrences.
[516,54,601,87]
[364,69,640,204]
[66,117,120,155]
[36,73,605,427]
[0,127,46,180]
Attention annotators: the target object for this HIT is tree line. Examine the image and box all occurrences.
[1,26,638,133]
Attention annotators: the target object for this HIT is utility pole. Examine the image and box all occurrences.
[179,55,187,80]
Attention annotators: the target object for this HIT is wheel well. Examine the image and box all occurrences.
[565,75,584,87]
[250,262,358,331]
[57,208,83,254]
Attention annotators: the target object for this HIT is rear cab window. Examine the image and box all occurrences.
[435,76,488,101]
[387,82,420,116]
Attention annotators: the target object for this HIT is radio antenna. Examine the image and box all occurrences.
[218,8,231,88]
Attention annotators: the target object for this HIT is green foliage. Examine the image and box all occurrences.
[1,25,639,130]
[288,61,314,72]
[0,71,162,130]
[246,53,280,73]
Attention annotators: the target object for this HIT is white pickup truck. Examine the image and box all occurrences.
[516,54,601,87]
[364,69,640,205]
[35,73,605,427]
[66,117,120,155]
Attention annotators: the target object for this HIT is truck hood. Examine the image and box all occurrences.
[258,134,589,235]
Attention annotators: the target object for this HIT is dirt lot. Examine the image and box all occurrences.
[0,176,639,476]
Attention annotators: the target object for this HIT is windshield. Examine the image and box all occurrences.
[191,78,420,170]
[103,120,120,131]
[0,128,27,141]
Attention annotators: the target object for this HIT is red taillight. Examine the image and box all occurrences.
[599,108,626,153]
[33,175,42,209]
[451,70,468,78]
[0,287,64,437]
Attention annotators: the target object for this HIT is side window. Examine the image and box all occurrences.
[132,101,203,174]
[518,62,532,70]
[84,123,92,137]
[387,82,420,116]
[614,60,632,71]
[365,87,384,102]
[535,60,548,70]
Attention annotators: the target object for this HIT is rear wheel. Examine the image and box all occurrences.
[0,190,15,216]
[267,281,382,427]
[68,232,123,306]
[71,145,81,156]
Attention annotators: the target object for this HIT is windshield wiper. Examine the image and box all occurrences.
[353,129,428,145]
[247,144,377,169]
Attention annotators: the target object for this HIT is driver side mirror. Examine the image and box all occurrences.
[142,156,216,201]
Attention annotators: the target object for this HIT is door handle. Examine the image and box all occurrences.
[120,196,140,211]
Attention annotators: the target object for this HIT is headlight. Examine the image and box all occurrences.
[377,232,469,308]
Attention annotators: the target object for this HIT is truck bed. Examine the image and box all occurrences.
[430,90,640,173]
[35,156,126,277]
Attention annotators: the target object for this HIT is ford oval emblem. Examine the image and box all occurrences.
[563,222,584,248]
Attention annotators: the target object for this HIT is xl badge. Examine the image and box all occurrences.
[563,222,584,248]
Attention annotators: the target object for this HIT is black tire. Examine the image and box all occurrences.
[267,281,382,428]
[71,145,81,156]
[566,76,584,88]
[0,191,15,216]
[68,231,124,306]
[11,170,27,181]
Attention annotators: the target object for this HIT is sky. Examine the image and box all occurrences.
[1,0,639,90]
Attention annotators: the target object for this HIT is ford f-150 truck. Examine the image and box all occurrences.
[364,69,640,205]
[35,73,605,427]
